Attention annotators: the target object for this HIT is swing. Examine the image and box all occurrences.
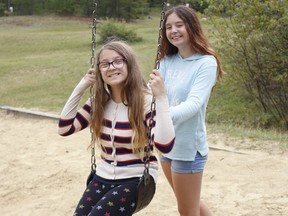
[86,0,168,214]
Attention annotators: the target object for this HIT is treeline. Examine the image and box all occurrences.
[0,0,98,17]
[0,0,209,19]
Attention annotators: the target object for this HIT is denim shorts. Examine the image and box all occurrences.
[160,151,208,174]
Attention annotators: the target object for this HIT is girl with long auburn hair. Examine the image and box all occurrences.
[152,5,224,216]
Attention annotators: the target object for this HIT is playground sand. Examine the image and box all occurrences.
[0,111,287,216]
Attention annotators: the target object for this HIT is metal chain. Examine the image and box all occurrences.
[143,98,156,183]
[90,0,98,174]
[154,0,167,70]
[143,1,167,182]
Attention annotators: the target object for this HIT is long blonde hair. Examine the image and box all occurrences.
[91,40,149,153]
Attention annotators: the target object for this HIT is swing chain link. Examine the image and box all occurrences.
[144,1,167,175]
[90,0,98,173]
[90,1,98,68]
[154,1,167,70]
[143,96,156,174]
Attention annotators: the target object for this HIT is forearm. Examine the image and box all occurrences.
[152,96,175,154]
[58,78,92,136]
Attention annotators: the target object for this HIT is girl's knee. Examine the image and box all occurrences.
[178,206,200,216]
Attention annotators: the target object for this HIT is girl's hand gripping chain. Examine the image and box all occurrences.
[84,68,96,86]
[149,69,166,97]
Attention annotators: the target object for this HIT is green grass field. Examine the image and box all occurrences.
[0,15,287,146]
[0,16,160,112]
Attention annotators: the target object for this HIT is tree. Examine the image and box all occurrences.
[0,2,5,16]
[97,0,149,21]
[10,0,34,15]
[207,0,288,129]
[4,0,150,19]
[167,0,209,13]
[148,0,163,7]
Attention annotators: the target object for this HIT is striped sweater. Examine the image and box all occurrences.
[58,78,175,182]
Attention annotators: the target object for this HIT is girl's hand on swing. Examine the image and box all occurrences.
[149,70,166,97]
[84,68,96,86]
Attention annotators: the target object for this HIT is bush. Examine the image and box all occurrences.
[98,21,143,44]
[207,0,288,130]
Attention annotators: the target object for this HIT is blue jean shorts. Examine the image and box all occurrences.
[160,151,208,174]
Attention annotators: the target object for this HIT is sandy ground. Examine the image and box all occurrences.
[0,110,287,216]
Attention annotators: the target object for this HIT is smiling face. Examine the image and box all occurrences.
[165,12,190,51]
[98,49,128,92]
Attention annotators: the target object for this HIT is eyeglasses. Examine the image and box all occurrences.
[97,58,127,72]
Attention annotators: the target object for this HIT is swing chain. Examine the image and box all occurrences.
[154,1,167,70]
[90,0,98,173]
[143,96,156,173]
[144,0,167,174]
[90,1,98,68]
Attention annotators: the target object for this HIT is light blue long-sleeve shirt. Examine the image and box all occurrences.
[159,53,217,160]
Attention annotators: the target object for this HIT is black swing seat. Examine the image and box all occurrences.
[134,171,156,213]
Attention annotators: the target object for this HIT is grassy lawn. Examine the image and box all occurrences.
[0,15,287,147]
[0,15,160,112]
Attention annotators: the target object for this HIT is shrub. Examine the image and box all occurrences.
[98,21,142,44]
[207,0,288,130]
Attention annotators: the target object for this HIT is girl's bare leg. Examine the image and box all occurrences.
[161,161,211,216]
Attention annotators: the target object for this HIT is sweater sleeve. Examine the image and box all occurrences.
[149,95,175,154]
[169,58,217,125]
[58,78,92,136]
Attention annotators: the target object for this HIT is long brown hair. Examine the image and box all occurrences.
[91,40,149,153]
[160,5,223,81]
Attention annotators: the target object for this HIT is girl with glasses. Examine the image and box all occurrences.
[58,40,175,215]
